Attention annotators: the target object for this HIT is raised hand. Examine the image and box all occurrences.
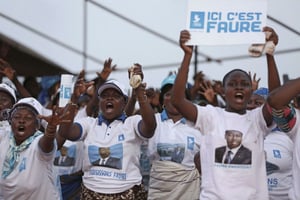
[128,63,144,89]
[263,26,278,45]
[199,81,216,104]
[39,104,76,127]
[0,59,16,80]
[72,77,94,102]
[179,30,194,55]
[248,71,261,91]
[96,58,117,80]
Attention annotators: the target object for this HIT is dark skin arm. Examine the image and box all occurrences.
[124,89,137,116]
[268,78,300,110]
[130,64,156,138]
[38,105,76,153]
[59,58,116,140]
[172,30,198,123]
[0,59,31,97]
[57,103,82,141]
[59,74,94,141]
[262,26,280,126]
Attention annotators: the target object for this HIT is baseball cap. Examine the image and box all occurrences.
[0,83,17,103]
[160,74,176,90]
[159,74,177,105]
[253,87,269,100]
[98,79,128,99]
[12,97,43,115]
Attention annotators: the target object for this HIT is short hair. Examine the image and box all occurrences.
[222,69,251,87]
[225,130,243,136]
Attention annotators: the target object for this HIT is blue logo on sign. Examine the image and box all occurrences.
[190,11,205,29]
[64,87,71,98]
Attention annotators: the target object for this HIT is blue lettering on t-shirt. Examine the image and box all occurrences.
[19,157,26,172]
[113,172,126,180]
[273,150,281,158]
[268,178,278,187]
[187,137,194,150]
[89,169,112,177]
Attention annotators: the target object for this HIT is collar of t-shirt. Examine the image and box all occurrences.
[98,113,127,125]
[160,109,186,124]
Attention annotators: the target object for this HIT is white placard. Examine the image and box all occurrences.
[59,74,74,107]
[186,0,267,45]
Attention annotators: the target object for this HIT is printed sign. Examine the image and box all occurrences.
[186,0,267,45]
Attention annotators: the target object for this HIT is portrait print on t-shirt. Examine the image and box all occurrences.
[215,130,252,165]
[88,143,123,170]
[157,143,185,164]
[54,145,76,167]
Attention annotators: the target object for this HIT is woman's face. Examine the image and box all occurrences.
[0,92,14,111]
[247,94,265,110]
[224,71,252,114]
[11,107,39,145]
[99,88,126,121]
[163,88,181,116]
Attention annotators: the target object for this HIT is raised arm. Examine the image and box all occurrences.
[131,64,156,138]
[172,30,198,123]
[268,78,300,110]
[57,103,82,141]
[261,26,280,126]
[86,58,116,117]
[264,26,280,92]
[39,103,78,152]
[0,59,31,98]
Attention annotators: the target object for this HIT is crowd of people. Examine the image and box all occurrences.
[0,26,299,200]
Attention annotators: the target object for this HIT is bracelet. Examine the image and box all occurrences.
[45,125,57,138]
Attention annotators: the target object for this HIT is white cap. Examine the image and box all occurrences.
[0,83,17,103]
[98,79,128,99]
[12,97,43,115]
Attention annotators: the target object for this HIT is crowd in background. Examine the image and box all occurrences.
[0,26,299,200]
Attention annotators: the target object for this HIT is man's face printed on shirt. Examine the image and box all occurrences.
[225,130,243,149]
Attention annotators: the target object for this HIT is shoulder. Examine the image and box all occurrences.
[215,146,226,152]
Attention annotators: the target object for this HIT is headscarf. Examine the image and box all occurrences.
[2,131,42,178]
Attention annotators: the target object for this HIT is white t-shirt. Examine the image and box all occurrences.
[53,140,84,176]
[264,130,293,200]
[0,133,60,200]
[75,114,147,194]
[0,120,10,138]
[54,107,86,175]
[287,109,300,200]
[195,105,273,200]
[148,111,201,168]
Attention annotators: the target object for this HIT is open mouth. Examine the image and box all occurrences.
[235,92,244,102]
[105,102,114,110]
[18,125,25,132]
[16,125,26,135]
